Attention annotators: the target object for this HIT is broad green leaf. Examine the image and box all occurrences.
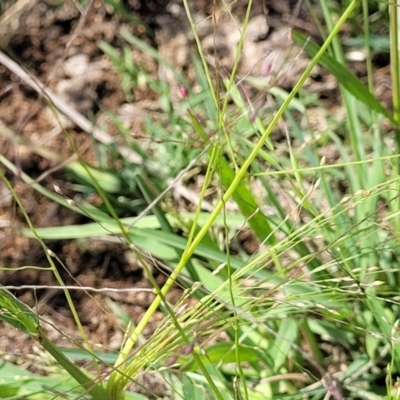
[67,162,121,193]
[21,213,246,239]
[365,333,380,360]
[0,382,22,398]
[22,224,247,270]
[0,361,83,399]
[307,319,354,344]
[342,356,370,381]
[183,375,206,400]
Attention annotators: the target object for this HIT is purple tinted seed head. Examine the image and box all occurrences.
[261,62,273,76]
[166,355,178,367]
[179,83,189,98]
[183,342,195,356]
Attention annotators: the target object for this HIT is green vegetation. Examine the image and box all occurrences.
[0,0,399,399]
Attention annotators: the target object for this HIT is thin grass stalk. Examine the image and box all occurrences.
[115,252,227,400]
[389,0,400,238]
[0,155,82,214]
[319,0,366,193]
[186,143,219,248]
[389,0,400,127]
[361,0,385,229]
[135,175,200,282]
[231,185,379,287]
[107,1,360,396]
[362,0,373,92]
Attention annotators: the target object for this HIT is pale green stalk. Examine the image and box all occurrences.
[388,0,400,384]
[106,1,360,397]
[390,0,400,125]
[389,0,400,236]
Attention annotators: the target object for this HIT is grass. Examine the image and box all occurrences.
[0,0,398,399]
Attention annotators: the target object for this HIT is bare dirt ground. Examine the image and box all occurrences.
[0,0,391,397]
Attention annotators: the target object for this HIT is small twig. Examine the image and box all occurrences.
[0,50,143,165]
[35,155,77,183]
[46,0,94,83]
[0,285,154,293]
[0,0,36,48]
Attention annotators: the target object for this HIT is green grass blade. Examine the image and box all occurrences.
[292,31,395,124]
[0,288,39,336]
[40,332,111,400]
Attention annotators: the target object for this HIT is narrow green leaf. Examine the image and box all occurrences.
[292,31,396,124]
[20,213,246,239]
[270,318,298,371]
[183,343,263,372]
[219,157,275,244]
[39,331,111,399]
[67,162,121,194]
[0,288,39,336]
[120,29,189,87]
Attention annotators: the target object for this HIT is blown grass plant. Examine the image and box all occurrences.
[0,0,399,399]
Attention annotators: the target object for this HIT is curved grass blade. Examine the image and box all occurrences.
[0,288,39,336]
